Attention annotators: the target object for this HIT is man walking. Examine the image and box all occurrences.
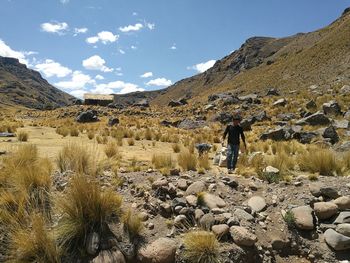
[222,115,247,174]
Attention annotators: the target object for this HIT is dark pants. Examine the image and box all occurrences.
[227,144,239,170]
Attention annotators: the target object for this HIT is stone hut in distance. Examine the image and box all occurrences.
[84,93,114,106]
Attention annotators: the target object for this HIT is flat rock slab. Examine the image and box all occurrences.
[291,206,315,230]
[234,208,254,222]
[0,132,15,137]
[324,229,350,251]
[247,196,267,213]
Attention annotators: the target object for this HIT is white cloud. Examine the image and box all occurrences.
[82,55,113,72]
[170,44,177,50]
[118,49,125,54]
[41,22,68,34]
[86,31,119,45]
[146,23,155,30]
[35,59,72,78]
[60,0,69,4]
[146,78,172,87]
[69,89,87,99]
[0,39,28,65]
[54,71,95,90]
[131,45,137,50]
[140,72,153,78]
[95,74,104,80]
[74,27,88,36]
[132,12,138,16]
[189,59,216,73]
[119,23,143,33]
[93,81,144,94]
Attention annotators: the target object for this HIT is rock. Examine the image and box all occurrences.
[296,111,331,126]
[333,196,350,210]
[86,232,100,255]
[168,99,187,107]
[108,117,119,126]
[273,98,287,107]
[169,168,180,176]
[212,224,230,239]
[293,131,318,144]
[92,249,126,263]
[336,224,350,237]
[324,229,350,251]
[139,212,149,222]
[271,236,290,251]
[291,206,315,230]
[76,110,99,123]
[174,215,188,227]
[138,238,177,263]
[263,166,280,177]
[334,212,350,224]
[238,94,258,102]
[233,208,254,222]
[212,112,233,124]
[322,126,339,144]
[177,119,207,130]
[260,126,294,141]
[133,99,149,108]
[334,120,349,129]
[0,132,15,137]
[323,100,342,116]
[195,143,212,155]
[185,195,197,207]
[254,111,271,122]
[310,184,340,199]
[185,181,206,196]
[240,118,254,131]
[313,202,338,220]
[306,100,317,110]
[201,193,226,209]
[230,226,257,246]
[340,85,350,94]
[195,209,205,221]
[152,178,168,189]
[171,198,186,209]
[199,213,215,229]
[247,196,267,213]
[266,88,280,96]
[177,179,188,191]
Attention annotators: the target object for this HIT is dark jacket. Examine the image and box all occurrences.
[223,124,245,145]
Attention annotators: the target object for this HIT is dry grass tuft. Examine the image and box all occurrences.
[69,127,79,137]
[178,149,197,171]
[104,140,119,158]
[198,154,210,171]
[122,209,143,242]
[56,175,122,253]
[56,144,91,174]
[127,137,135,146]
[183,230,220,263]
[172,143,181,153]
[17,131,29,142]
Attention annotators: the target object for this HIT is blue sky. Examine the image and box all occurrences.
[0,0,349,98]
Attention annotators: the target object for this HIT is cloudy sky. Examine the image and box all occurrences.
[0,0,348,98]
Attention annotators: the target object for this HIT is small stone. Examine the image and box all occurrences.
[230,226,257,246]
[291,206,314,230]
[185,195,197,207]
[137,238,177,263]
[148,222,154,230]
[247,196,267,213]
[194,209,204,221]
[212,224,230,239]
[185,181,206,196]
[234,208,254,222]
[324,229,350,251]
[314,202,338,220]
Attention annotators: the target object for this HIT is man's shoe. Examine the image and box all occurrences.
[228,169,233,174]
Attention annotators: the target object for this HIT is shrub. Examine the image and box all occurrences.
[122,209,143,242]
[144,128,153,140]
[96,135,108,144]
[178,150,197,171]
[183,230,220,263]
[267,152,295,175]
[172,143,181,153]
[56,144,91,174]
[298,148,342,176]
[127,138,135,146]
[8,214,60,263]
[283,210,295,229]
[17,131,29,142]
[56,127,69,137]
[104,141,119,158]
[69,127,79,137]
[56,175,122,254]
[87,130,95,140]
[198,154,210,171]
[152,154,173,169]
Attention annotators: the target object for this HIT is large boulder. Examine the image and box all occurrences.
[324,229,350,251]
[322,126,339,144]
[260,126,294,141]
[333,196,350,210]
[138,238,177,263]
[295,111,331,126]
[76,110,99,123]
[178,119,207,130]
[292,131,318,144]
[230,226,257,246]
[212,112,233,124]
[323,100,342,116]
[291,206,315,230]
[313,202,338,220]
[133,99,150,107]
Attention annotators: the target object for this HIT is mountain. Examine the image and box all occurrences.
[0,56,74,109]
[145,7,350,105]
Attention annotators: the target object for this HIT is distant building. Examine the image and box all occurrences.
[84,93,114,106]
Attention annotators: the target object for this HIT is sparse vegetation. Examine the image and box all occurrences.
[56,144,91,174]
[183,230,220,263]
[17,131,29,142]
[178,149,197,171]
[104,140,119,158]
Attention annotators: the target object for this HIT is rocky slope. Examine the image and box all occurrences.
[0,56,74,109]
[144,8,350,106]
